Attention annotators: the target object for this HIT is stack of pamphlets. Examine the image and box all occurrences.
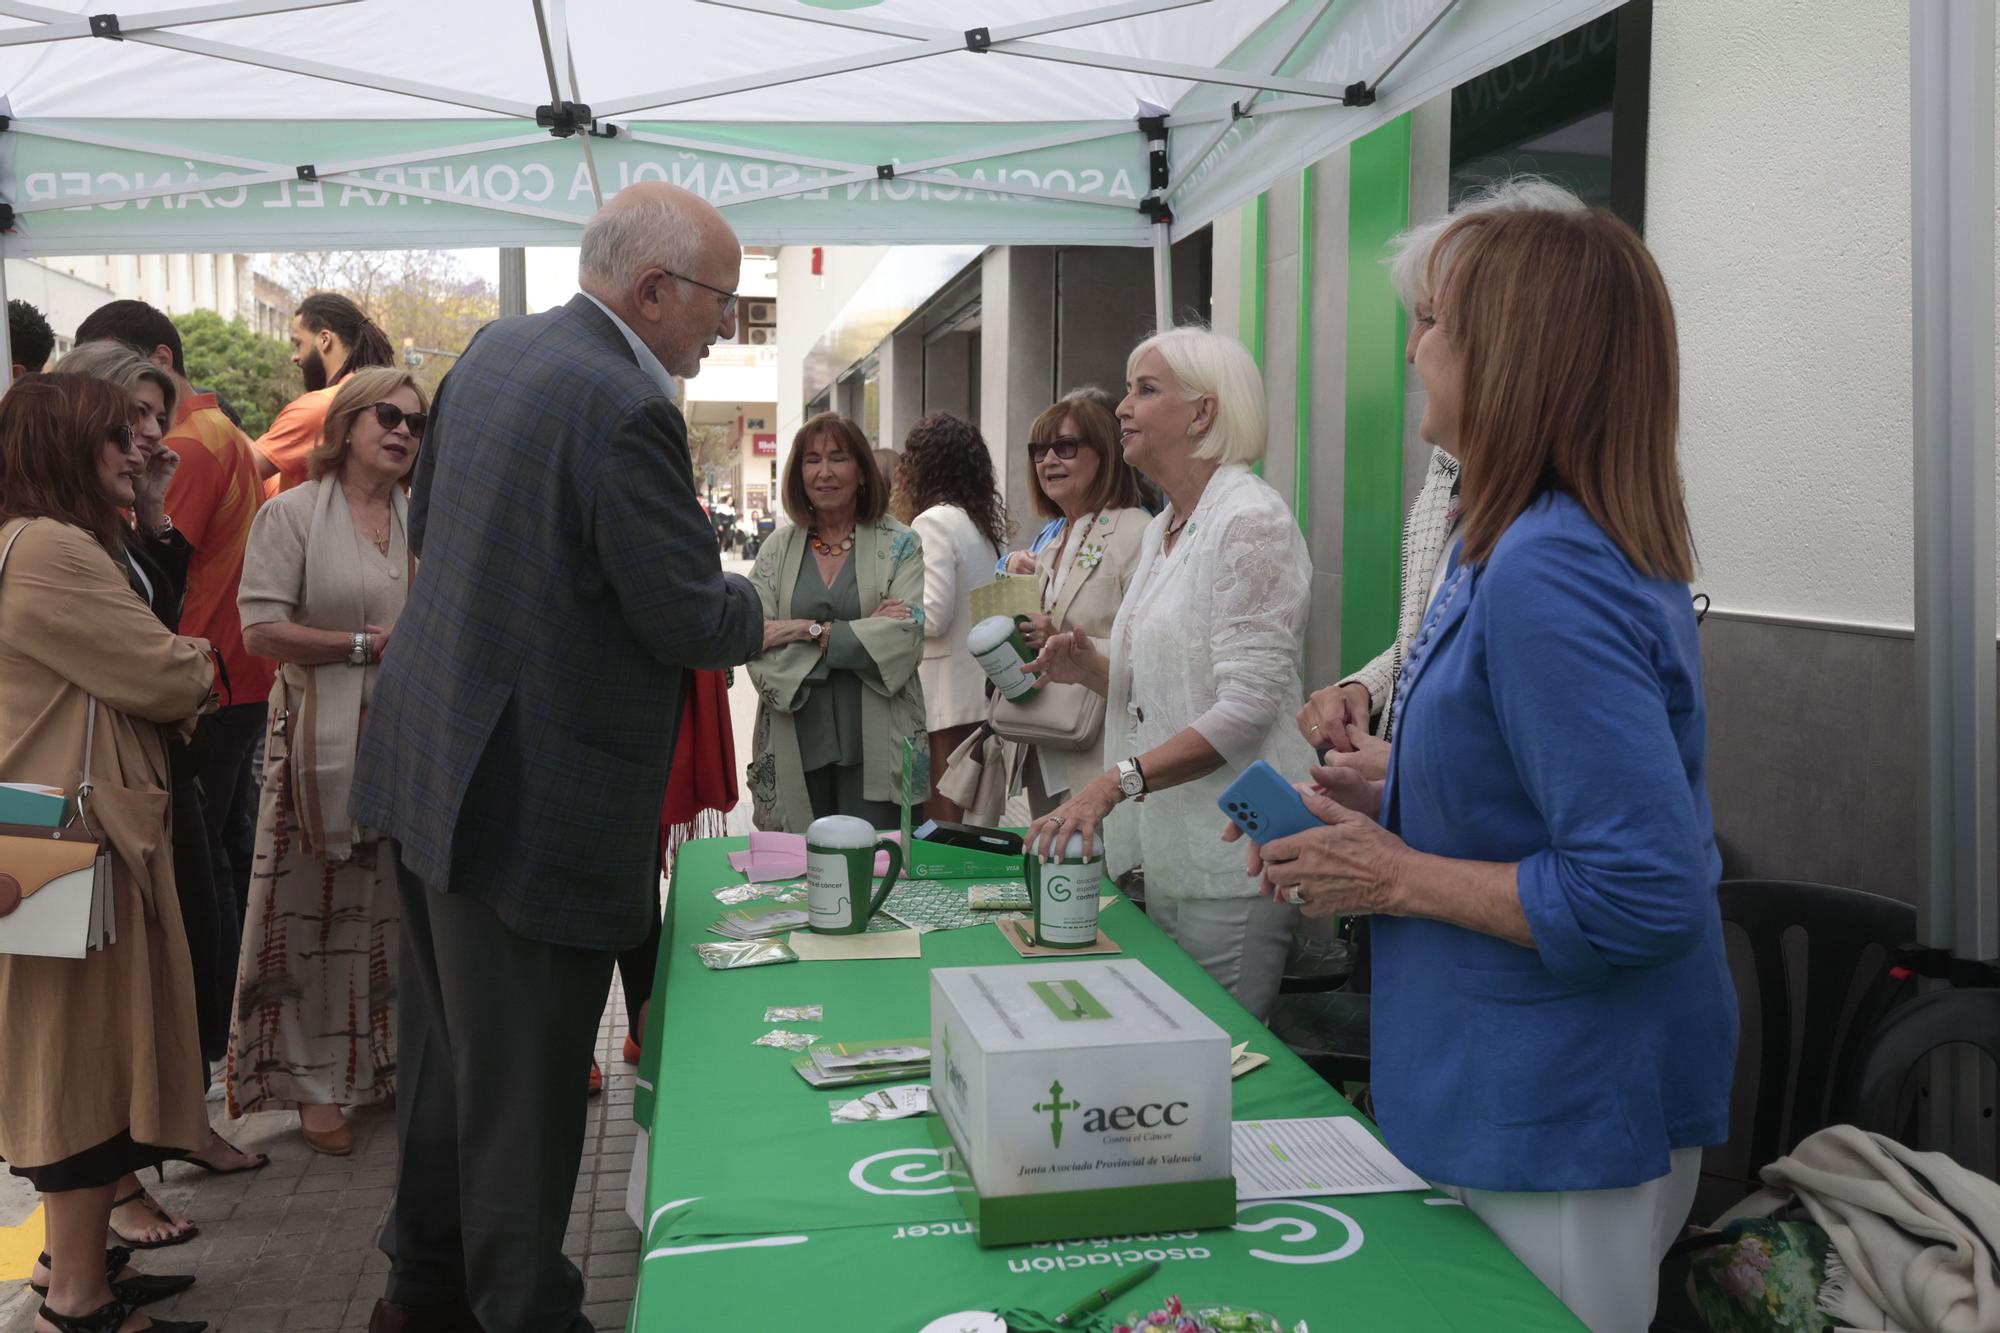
[710,900,811,940]
[792,1037,930,1089]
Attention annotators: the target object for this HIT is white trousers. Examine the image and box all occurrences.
[1439,1147,1703,1333]
[1145,892,1299,1022]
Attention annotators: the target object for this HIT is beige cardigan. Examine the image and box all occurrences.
[1013,506,1150,805]
[0,519,216,1166]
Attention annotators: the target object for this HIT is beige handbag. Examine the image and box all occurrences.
[988,679,1106,751]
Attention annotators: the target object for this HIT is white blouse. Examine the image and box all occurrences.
[1105,464,1316,898]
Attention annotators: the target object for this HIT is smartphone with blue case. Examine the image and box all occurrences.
[1217,760,1322,844]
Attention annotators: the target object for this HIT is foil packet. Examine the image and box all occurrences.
[713,884,788,906]
[693,938,798,970]
[765,1005,824,1022]
[752,1028,820,1051]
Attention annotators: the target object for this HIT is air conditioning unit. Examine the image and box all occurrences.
[744,301,776,325]
[746,326,776,345]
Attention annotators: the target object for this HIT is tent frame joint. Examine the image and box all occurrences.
[295,163,316,181]
[963,26,991,53]
[535,99,594,138]
[875,162,895,180]
[1139,196,1173,224]
[1342,80,1375,106]
[0,203,15,232]
[88,11,121,39]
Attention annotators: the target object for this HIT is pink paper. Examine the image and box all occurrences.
[728,830,891,882]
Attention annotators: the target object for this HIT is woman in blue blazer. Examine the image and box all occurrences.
[1239,199,1736,1332]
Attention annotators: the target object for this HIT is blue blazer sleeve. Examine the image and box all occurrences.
[1481,536,1716,989]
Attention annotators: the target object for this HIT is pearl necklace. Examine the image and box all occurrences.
[809,529,854,557]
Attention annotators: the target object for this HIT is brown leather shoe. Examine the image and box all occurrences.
[300,1114,353,1156]
[367,1297,481,1333]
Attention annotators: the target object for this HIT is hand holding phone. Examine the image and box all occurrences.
[1217,760,1323,844]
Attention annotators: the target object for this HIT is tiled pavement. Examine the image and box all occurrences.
[0,985,646,1333]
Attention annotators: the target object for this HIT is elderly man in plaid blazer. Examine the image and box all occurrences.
[351,182,763,1333]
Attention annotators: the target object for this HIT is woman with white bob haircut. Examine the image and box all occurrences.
[1025,326,1313,1020]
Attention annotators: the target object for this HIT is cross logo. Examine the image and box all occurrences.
[1032,1078,1081,1147]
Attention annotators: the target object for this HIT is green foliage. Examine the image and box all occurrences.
[173,309,298,438]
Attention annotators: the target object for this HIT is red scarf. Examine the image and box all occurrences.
[660,668,736,869]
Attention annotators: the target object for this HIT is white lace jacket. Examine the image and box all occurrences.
[1105,464,1316,898]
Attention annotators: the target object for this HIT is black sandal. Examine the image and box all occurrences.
[30,1247,195,1307]
[107,1189,199,1250]
[35,1297,207,1332]
[167,1135,268,1177]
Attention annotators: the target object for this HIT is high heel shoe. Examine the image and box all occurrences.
[29,1247,195,1307]
[35,1296,207,1332]
[168,1134,269,1177]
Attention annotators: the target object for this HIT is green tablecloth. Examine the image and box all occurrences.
[630,838,1584,1332]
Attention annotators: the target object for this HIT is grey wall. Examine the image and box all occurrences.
[1699,614,2000,906]
[923,330,978,423]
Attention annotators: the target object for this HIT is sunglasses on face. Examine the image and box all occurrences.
[106,424,135,453]
[1028,436,1089,463]
[370,402,427,438]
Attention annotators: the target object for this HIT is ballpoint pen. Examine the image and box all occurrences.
[1052,1259,1160,1326]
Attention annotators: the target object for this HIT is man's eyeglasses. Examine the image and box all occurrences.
[665,268,739,320]
[1028,436,1089,463]
[370,401,427,438]
[107,425,135,453]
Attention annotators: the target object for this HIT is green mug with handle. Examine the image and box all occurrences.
[806,815,904,934]
[1024,831,1103,948]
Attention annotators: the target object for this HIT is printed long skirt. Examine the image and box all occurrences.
[225,755,397,1114]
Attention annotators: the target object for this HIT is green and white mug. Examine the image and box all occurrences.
[967,614,1039,702]
[806,815,904,934]
[1024,832,1102,948]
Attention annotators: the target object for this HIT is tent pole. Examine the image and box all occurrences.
[0,248,14,385]
[1911,0,1997,961]
[1151,221,1173,332]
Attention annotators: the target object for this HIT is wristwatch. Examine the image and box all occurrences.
[142,514,175,541]
[1116,757,1147,801]
[807,621,826,643]
[347,631,372,667]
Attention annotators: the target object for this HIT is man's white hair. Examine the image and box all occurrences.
[577,191,704,294]
[1125,326,1267,468]
[1386,176,1587,309]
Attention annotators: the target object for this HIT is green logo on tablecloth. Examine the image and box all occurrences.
[1032,1079,1081,1148]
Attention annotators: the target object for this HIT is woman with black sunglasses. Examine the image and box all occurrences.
[225,367,426,1155]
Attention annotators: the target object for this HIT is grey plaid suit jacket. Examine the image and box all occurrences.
[350,295,762,950]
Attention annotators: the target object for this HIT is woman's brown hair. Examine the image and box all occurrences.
[0,372,138,554]
[781,412,888,529]
[890,412,1009,552]
[307,366,429,482]
[1429,205,1695,582]
[1024,398,1140,520]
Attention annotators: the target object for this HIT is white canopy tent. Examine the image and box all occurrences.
[0,0,1989,960]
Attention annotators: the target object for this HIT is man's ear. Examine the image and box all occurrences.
[149,345,174,373]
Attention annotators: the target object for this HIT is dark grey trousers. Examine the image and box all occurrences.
[381,859,614,1333]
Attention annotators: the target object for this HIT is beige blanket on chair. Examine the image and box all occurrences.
[1746,1124,2000,1332]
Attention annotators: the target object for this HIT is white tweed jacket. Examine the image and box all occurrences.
[1338,446,1461,739]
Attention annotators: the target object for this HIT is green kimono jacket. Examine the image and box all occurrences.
[745,518,929,833]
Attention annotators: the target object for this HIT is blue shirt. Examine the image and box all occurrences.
[995,516,1067,576]
[1372,491,1737,1193]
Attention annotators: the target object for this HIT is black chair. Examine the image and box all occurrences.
[1698,879,1917,1211]
[1268,919,1371,1094]
[1654,879,1917,1333]
[1842,984,2000,1179]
